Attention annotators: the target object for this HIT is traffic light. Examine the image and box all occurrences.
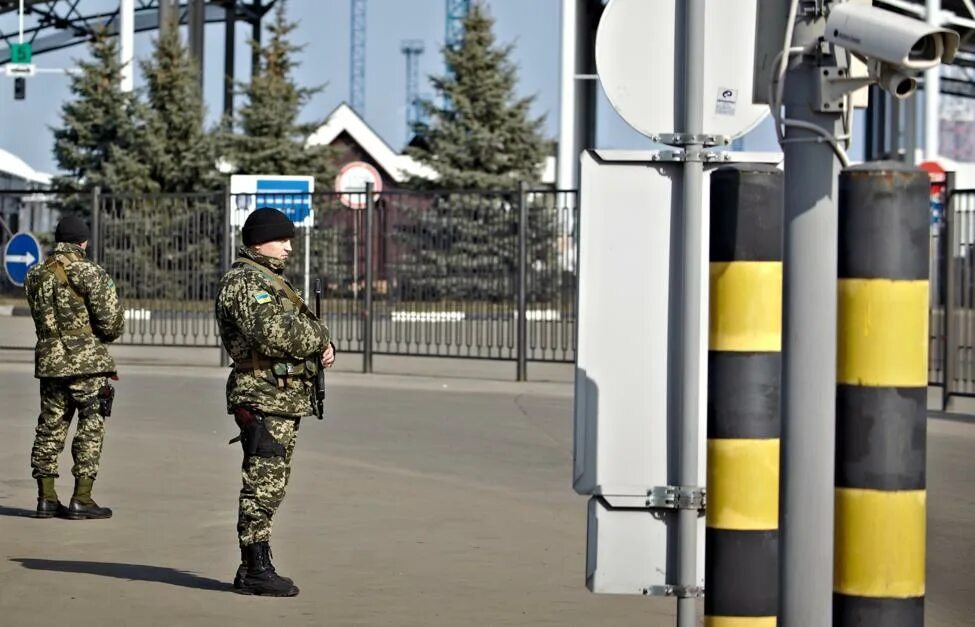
[13,77,25,100]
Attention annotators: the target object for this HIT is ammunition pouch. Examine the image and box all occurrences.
[233,351,316,388]
[231,407,287,459]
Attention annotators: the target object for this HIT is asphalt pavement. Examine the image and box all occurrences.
[0,352,971,625]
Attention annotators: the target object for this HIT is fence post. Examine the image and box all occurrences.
[516,182,529,381]
[705,165,782,625]
[363,182,374,374]
[220,188,232,368]
[943,172,956,410]
[834,163,928,626]
[90,187,101,264]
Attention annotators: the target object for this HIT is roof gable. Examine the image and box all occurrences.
[307,103,436,183]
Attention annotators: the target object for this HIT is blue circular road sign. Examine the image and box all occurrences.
[4,232,42,287]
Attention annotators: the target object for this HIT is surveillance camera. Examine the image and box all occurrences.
[825,2,959,71]
[869,60,917,99]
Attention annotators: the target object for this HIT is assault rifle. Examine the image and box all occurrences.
[313,278,326,420]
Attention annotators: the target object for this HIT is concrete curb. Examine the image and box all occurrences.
[0,305,30,317]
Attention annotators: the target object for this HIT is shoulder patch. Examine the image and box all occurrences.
[253,291,272,304]
[107,278,115,290]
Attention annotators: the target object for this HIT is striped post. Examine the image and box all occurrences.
[705,165,783,626]
[834,162,929,626]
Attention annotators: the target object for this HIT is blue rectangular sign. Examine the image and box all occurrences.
[255,179,312,223]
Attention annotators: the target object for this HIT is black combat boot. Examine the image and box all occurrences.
[65,477,113,520]
[235,542,299,597]
[234,546,294,590]
[35,477,67,519]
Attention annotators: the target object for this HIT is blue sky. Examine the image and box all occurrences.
[0,0,852,177]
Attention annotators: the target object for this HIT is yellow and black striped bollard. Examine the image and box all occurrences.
[706,165,783,626]
[834,162,929,626]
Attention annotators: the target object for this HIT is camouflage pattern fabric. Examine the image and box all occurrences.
[237,415,298,546]
[31,375,109,479]
[217,246,330,547]
[216,246,330,418]
[24,243,124,379]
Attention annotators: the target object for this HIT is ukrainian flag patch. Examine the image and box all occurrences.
[253,291,272,304]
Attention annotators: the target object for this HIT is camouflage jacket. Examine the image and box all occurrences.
[24,242,124,379]
[216,246,331,418]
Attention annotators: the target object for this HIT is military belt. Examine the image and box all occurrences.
[37,324,94,339]
[233,352,309,379]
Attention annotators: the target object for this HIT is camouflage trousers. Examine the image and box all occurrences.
[237,414,299,547]
[31,376,108,479]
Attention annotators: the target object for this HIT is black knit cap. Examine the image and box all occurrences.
[54,216,90,244]
[242,207,296,246]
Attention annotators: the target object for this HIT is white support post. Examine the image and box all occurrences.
[120,0,135,92]
[925,0,941,160]
[557,0,578,191]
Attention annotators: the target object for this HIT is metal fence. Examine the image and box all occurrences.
[85,187,579,375]
[8,182,975,392]
[941,185,975,403]
[93,192,225,347]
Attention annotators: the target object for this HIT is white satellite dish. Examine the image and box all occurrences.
[596,0,769,141]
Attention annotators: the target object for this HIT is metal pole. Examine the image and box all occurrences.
[516,182,529,382]
[158,0,174,36]
[944,172,957,410]
[890,96,903,160]
[221,189,233,368]
[557,0,578,192]
[224,1,236,125]
[925,0,942,160]
[905,95,918,164]
[303,225,311,303]
[705,166,783,625]
[189,0,205,92]
[780,12,843,626]
[834,163,928,626]
[251,0,262,78]
[120,0,135,92]
[363,183,375,374]
[90,187,101,264]
[675,2,705,625]
[18,0,24,43]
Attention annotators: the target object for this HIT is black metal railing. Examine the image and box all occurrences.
[94,192,225,347]
[287,188,576,371]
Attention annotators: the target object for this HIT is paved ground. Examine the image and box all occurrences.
[0,355,972,626]
[0,361,671,626]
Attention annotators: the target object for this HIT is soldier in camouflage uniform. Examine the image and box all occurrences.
[24,216,124,520]
[216,207,335,597]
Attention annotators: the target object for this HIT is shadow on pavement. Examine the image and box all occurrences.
[10,559,231,592]
[0,505,39,518]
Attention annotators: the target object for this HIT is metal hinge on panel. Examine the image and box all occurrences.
[644,485,706,510]
[642,585,705,598]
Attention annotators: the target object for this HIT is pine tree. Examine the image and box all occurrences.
[223,0,333,183]
[396,2,556,303]
[406,1,547,188]
[140,14,218,193]
[51,31,156,219]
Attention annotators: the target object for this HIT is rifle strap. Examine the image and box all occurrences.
[235,257,313,317]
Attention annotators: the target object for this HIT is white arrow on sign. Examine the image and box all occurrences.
[6,251,37,264]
